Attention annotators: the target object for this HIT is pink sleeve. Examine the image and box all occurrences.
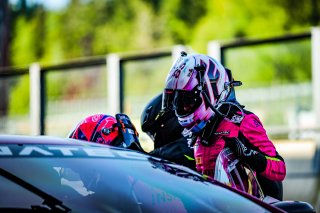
[240,113,286,181]
[261,158,286,181]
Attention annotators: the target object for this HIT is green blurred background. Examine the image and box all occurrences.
[0,0,318,146]
[1,0,318,133]
[0,0,319,209]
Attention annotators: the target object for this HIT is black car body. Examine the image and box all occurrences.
[0,135,312,213]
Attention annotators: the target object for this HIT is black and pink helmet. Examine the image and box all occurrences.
[163,53,240,134]
[140,93,184,149]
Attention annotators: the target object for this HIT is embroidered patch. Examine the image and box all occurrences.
[230,115,243,123]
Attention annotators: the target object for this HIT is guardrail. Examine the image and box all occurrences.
[0,46,187,135]
[1,28,320,137]
[208,27,320,135]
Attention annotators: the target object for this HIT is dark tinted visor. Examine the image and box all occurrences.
[173,89,202,116]
[162,89,175,110]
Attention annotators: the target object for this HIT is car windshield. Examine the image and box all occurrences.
[0,143,272,213]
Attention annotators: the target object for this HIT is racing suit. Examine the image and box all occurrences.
[194,109,286,200]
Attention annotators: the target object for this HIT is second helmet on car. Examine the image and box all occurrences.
[69,113,143,151]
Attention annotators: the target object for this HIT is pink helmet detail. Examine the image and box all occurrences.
[163,53,230,133]
[69,114,120,145]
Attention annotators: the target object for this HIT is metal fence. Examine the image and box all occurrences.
[209,27,320,140]
[1,29,320,140]
[0,46,188,145]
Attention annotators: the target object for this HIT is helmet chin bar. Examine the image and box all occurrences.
[195,64,244,123]
[201,90,224,118]
[201,89,244,123]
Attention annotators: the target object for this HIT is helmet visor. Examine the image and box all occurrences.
[162,89,175,110]
[173,89,202,116]
[114,113,144,152]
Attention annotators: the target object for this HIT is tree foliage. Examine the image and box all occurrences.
[7,0,319,65]
[8,0,318,64]
[6,0,319,115]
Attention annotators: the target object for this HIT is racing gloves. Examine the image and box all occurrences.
[224,137,267,174]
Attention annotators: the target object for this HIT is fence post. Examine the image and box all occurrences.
[312,27,320,131]
[107,54,121,115]
[207,41,222,63]
[29,63,41,135]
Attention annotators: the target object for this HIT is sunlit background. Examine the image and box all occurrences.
[0,0,319,210]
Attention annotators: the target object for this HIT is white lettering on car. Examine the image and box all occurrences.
[0,145,146,160]
[48,147,79,156]
[0,146,12,155]
[83,148,115,157]
[19,146,54,156]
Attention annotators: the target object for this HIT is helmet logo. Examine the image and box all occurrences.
[172,62,186,78]
[187,68,193,77]
[173,69,181,78]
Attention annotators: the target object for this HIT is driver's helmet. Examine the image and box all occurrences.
[69,113,143,151]
[163,52,235,133]
[140,93,184,149]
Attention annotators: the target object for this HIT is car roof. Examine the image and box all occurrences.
[0,134,108,147]
[0,134,283,212]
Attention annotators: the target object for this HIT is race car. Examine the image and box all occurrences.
[0,135,315,212]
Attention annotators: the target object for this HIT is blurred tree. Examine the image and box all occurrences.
[0,0,10,116]
[7,0,45,116]
[7,0,319,61]
[274,0,319,29]
[311,0,320,25]
[8,0,318,64]
[151,0,206,46]
[191,0,290,52]
[5,0,319,115]
[0,0,10,67]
